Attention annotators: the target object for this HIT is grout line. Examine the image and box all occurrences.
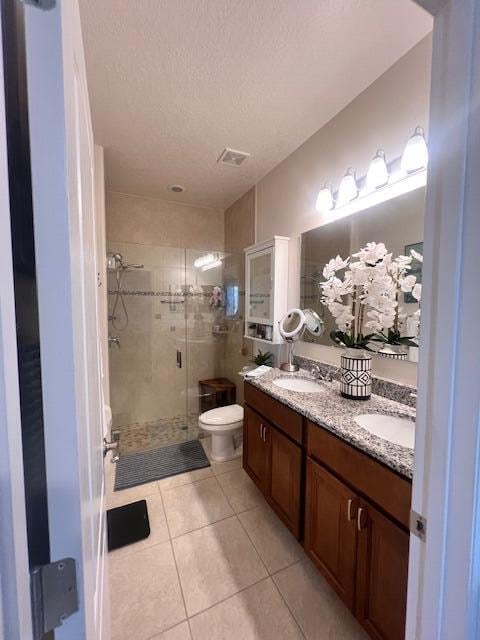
[216,476,307,639]
[159,490,191,630]
[186,574,272,623]
[270,569,307,640]
[157,473,215,495]
[169,511,238,541]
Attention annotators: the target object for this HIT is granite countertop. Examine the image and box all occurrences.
[246,368,415,479]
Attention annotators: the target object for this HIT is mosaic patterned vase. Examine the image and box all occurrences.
[340,348,372,400]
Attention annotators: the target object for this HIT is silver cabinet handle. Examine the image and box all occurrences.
[347,498,354,521]
[357,507,366,532]
[176,350,182,368]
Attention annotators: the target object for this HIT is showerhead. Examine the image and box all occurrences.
[107,252,144,271]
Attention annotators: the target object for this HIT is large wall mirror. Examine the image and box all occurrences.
[300,187,425,363]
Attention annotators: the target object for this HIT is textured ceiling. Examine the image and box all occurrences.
[79,0,432,210]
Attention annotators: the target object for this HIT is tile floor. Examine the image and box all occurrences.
[106,437,368,640]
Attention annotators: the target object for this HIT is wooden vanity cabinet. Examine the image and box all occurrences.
[355,499,410,640]
[243,389,302,538]
[243,404,268,492]
[243,383,412,640]
[265,423,301,537]
[304,458,358,610]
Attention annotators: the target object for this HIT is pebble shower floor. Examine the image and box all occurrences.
[115,413,204,454]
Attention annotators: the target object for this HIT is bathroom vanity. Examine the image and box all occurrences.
[243,369,414,640]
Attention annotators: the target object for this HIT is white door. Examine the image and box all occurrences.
[24,1,110,638]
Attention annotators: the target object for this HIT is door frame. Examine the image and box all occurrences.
[0,4,32,637]
[2,0,480,638]
[407,0,480,637]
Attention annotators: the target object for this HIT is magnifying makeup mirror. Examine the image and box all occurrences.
[278,308,324,372]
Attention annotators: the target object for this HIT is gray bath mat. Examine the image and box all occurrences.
[114,439,210,491]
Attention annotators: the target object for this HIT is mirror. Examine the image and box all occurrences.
[279,309,306,340]
[248,251,272,322]
[304,309,325,337]
[300,187,425,363]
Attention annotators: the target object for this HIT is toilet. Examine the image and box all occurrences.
[199,404,243,462]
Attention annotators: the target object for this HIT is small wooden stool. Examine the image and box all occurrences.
[198,377,237,413]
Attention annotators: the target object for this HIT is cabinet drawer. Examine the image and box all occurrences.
[245,383,303,444]
[306,420,411,529]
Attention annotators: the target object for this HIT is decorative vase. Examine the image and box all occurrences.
[340,348,372,400]
[378,345,408,361]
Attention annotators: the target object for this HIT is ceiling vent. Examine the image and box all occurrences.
[217,148,251,167]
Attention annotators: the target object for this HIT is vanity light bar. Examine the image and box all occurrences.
[334,168,426,219]
[316,126,428,215]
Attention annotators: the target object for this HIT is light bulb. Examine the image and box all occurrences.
[315,183,334,212]
[366,149,389,191]
[201,259,222,272]
[336,168,358,207]
[401,126,428,173]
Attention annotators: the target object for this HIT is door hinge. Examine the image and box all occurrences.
[20,0,55,9]
[30,558,79,639]
[410,509,427,542]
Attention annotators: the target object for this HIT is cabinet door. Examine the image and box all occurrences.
[243,405,267,492]
[246,248,273,323]
[265,424,301,538]
[355,499,409,640]
[304,458,358,610]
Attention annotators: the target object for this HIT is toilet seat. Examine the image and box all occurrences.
[199,404,243,433]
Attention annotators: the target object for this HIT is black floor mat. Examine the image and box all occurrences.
[114,439,210,491]
[107,499,150,552]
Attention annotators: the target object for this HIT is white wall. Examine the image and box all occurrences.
[256,35,432,386]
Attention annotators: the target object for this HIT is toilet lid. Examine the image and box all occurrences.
[200,404,243,426]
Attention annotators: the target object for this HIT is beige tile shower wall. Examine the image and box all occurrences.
[106,192,225,430]
[106,191,225,250]
[254,35,432,387]
[221,189,257,404]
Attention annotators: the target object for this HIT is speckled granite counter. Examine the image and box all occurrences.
[246,368,415,480]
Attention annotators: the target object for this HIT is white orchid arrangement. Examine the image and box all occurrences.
[320,242,422,351]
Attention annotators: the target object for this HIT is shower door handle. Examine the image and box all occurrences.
[176,350,182,368]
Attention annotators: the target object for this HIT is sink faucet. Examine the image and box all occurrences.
[310,365,334,382]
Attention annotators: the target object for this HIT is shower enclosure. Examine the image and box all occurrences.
[107,242,248,454]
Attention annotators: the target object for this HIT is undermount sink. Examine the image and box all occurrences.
[272,377,324,393]
[354,414,415,449]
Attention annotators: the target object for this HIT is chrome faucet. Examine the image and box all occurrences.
[108,335,120,348]
[310,365,334,382]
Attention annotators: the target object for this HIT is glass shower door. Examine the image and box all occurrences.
[107,242,188,453]
[185,249,248,436]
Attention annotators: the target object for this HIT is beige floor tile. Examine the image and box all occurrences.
[109,542,186,640]
[163,477,233,537]
[151,621,192,640]
[216,468,264,513]
[107,479,160,508]
[239,504,304,573]
[201,437,242,476]
[189,577,303,640]
[172,516,268,616]
[109,493,170,557]
[158,466,213,492]
[273,560,368,639]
